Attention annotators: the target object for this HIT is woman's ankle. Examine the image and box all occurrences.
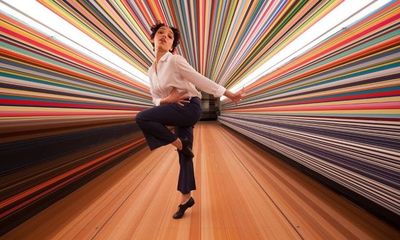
[181,194,191,204]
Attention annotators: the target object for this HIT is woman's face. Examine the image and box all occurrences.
[153,26,174,53]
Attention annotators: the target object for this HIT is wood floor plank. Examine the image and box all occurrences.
[197,123,301,240]
[214,122,399,240]
[3,122,399,240]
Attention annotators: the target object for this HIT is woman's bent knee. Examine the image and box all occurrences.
[135,111,145,126]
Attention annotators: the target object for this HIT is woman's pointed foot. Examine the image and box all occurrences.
[173,197,195,219]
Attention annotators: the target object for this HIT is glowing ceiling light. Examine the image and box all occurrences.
[0,0,149,85]
[227,0,391,96]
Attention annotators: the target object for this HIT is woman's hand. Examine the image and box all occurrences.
[224,88,245,103]
[161,88,190,106]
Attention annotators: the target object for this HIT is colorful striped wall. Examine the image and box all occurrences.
[1,0,399,231]
[219,2,400,221]
[0,11,151,230]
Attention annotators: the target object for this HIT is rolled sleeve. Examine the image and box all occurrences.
[175,56,226,97]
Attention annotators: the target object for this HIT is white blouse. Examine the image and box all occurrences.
[148,52,226,106]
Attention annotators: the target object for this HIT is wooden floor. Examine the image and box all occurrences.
[4,122,399,240]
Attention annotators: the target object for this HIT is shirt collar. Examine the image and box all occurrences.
[151,52,172,71]
[159,52,172,62]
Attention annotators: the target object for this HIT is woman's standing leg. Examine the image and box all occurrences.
[176,125,196,196]
[173,125,197,219]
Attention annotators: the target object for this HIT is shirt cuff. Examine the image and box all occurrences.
[214,85,226,98]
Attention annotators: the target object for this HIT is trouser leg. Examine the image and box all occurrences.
[176,125,196,194]
[135,99,201,150]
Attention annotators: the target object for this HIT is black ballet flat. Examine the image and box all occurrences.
[179,138,194,158]
[173,197,195,219]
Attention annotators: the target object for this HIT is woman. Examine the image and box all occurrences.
[135,22,243,219]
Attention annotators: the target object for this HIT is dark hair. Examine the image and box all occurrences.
[150,22,180,53]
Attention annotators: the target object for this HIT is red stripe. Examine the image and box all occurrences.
[236,102,400,112]
[0,99,137,110]
[0,111,144,117]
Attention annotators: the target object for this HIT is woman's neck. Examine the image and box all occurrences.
[155,50,168,64]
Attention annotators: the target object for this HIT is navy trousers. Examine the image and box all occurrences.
[135,97,202,194]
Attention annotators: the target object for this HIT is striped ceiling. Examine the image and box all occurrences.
[37,0,342,88]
